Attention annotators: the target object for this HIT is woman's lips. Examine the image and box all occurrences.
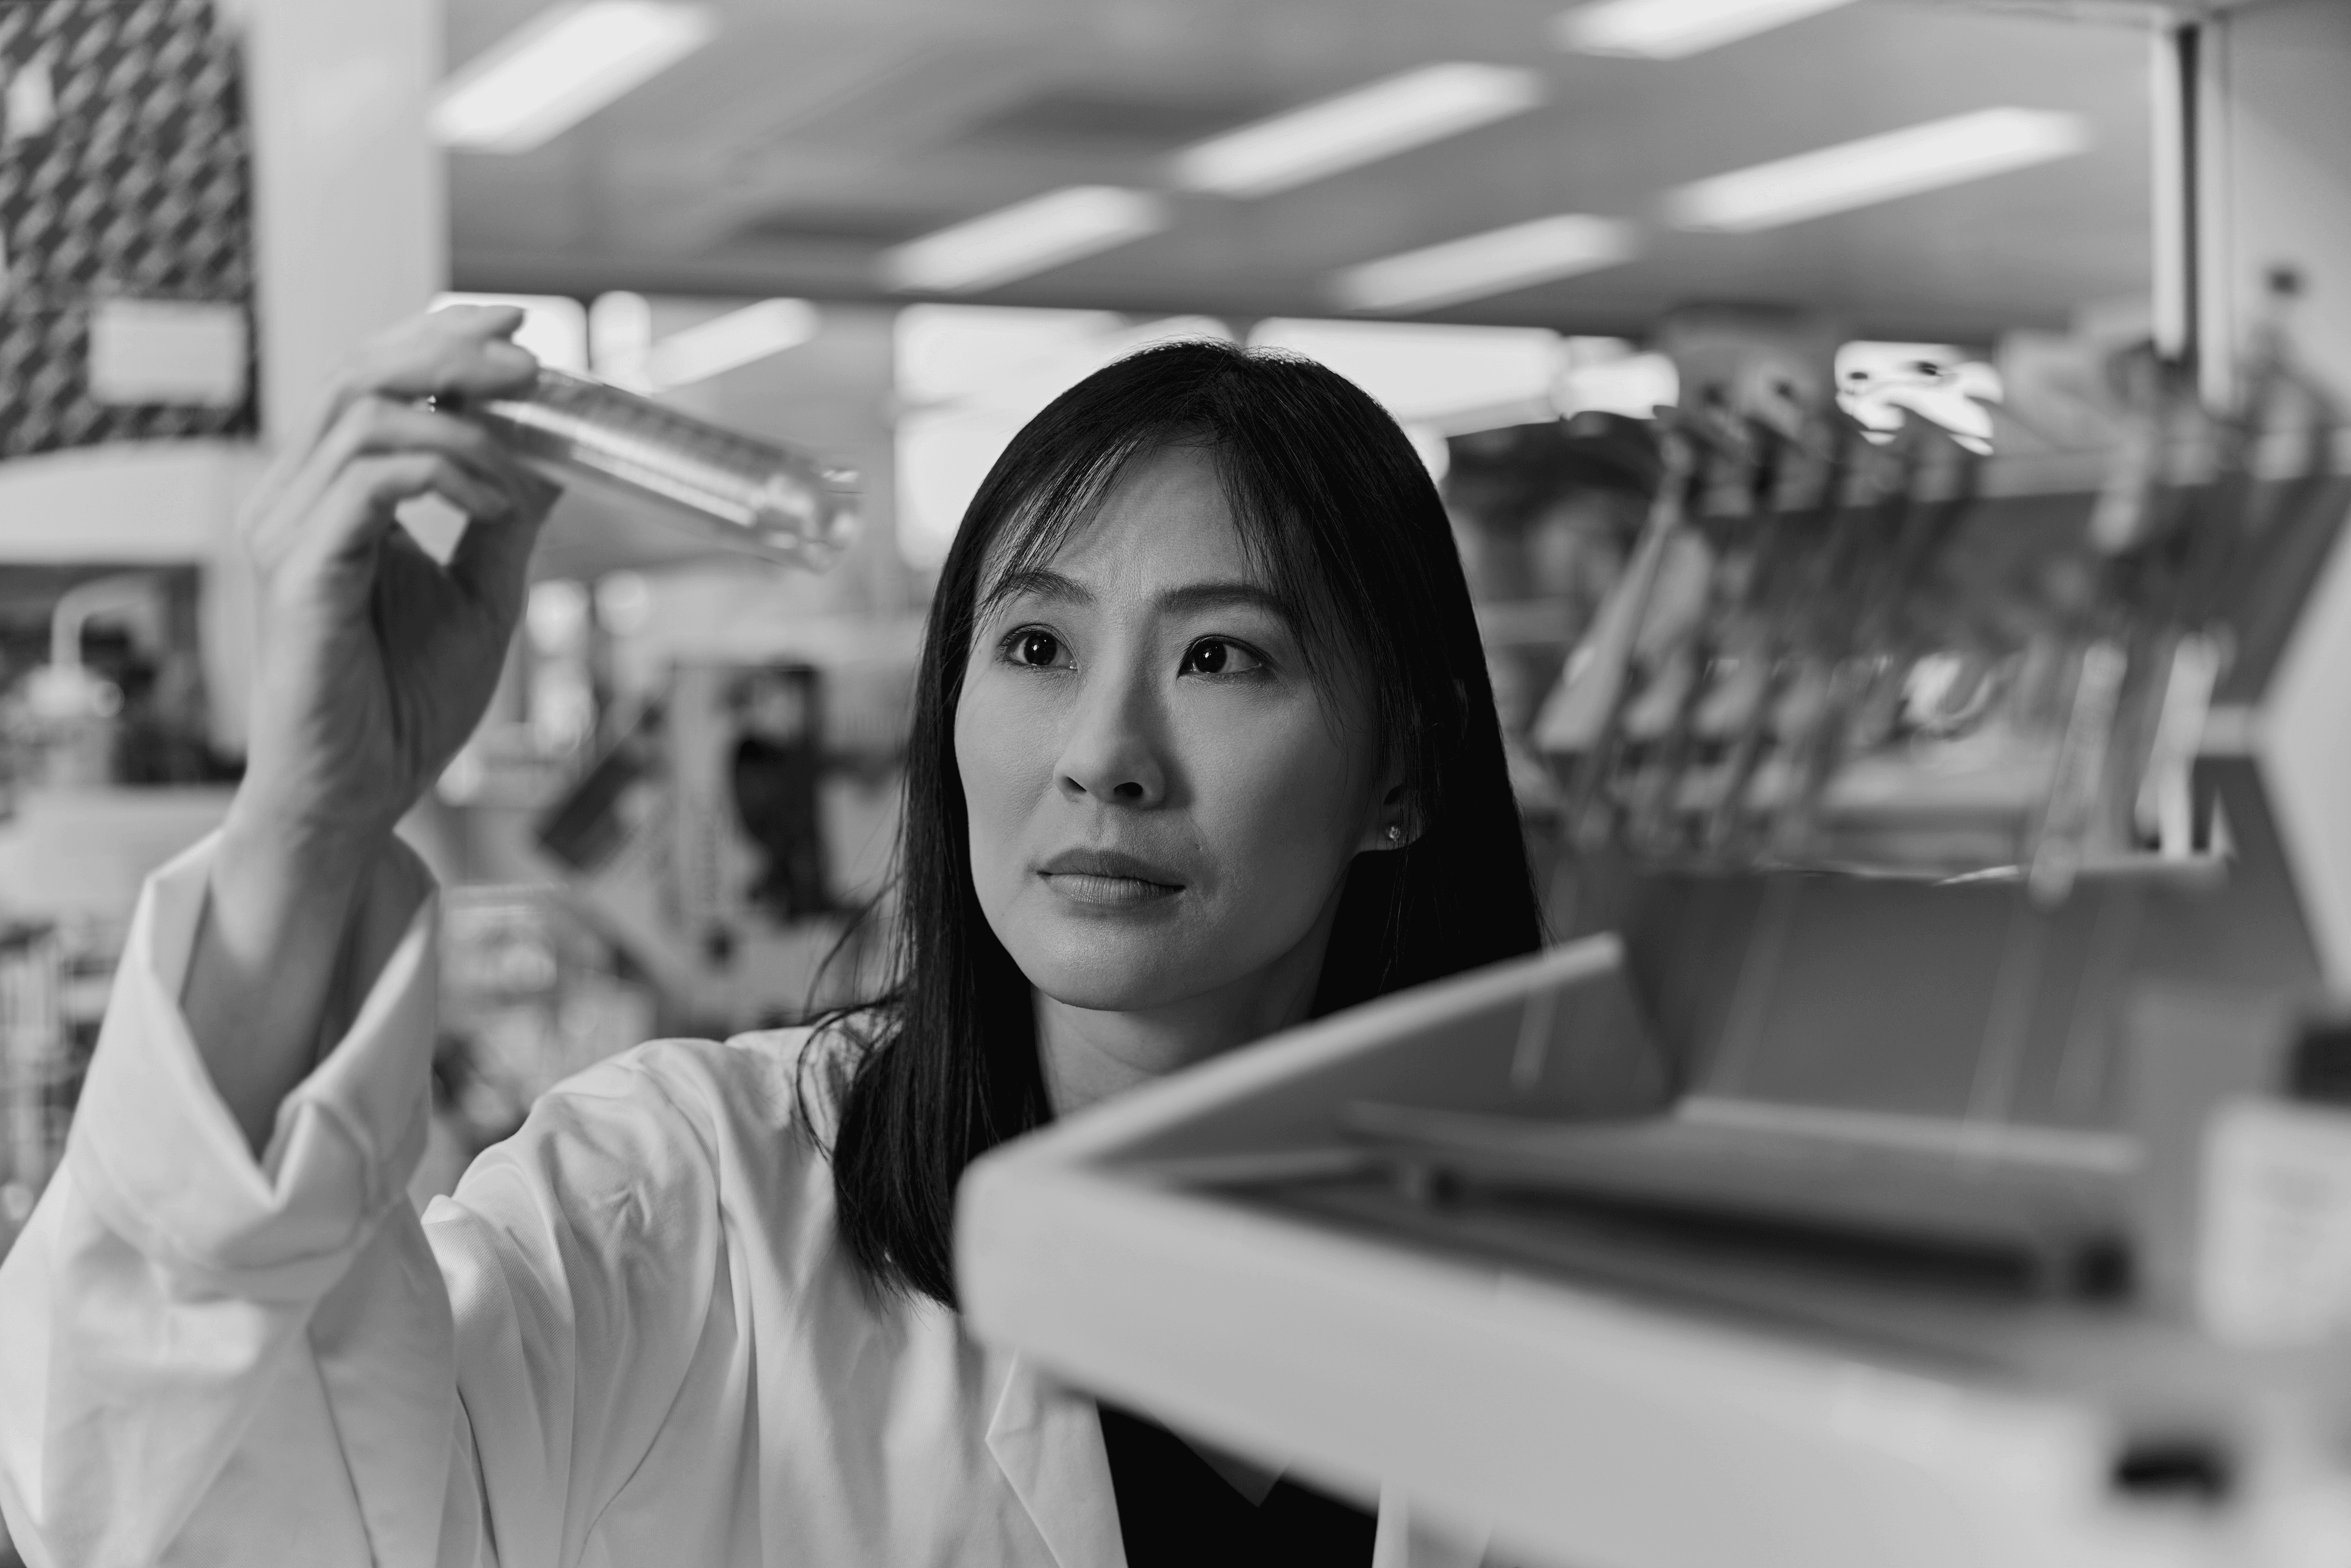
[1036,849,1185,907]
[1040,871,1182,907]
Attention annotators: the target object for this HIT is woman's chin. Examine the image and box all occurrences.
[1011,937,1220,1016]
[1026,967,1197,1016]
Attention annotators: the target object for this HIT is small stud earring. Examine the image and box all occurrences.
[1385,825,1404,846]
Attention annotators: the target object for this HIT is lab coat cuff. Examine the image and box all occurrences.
[62,830,439,1304]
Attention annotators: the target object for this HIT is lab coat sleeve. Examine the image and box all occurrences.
[420,1045,737,1568]
[0,831,475,1568]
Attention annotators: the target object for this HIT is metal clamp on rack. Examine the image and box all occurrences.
[1533,308,2341,904]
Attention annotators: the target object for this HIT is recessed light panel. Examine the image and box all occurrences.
[1170,64,1545,199]
[642,300,822,389]
[1663,108,2089,233]
[1332,215,1642,313]
[433,2,716,155]
[1555,0,1860,60]
[880,188,1170,294]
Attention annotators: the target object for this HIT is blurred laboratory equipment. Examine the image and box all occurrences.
[1530,294,2338,901]
[0,569,227,799]
[0,917,119,1253]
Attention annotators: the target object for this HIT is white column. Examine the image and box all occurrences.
[224,0,446,440]
[2196,0,2351,991]
[202,0,446,749]
[2196,0,2351,407]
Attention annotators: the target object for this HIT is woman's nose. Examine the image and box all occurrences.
[1056,667,1167,806]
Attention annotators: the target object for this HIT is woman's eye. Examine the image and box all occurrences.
[1181,638,1265,677]
[1005,629,1068,669]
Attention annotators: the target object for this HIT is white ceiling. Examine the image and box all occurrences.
[445,0,2159,343]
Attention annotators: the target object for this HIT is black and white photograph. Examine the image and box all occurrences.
[2,0,2350,1563]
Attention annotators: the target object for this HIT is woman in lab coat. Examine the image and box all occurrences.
[0,306,1541,1567]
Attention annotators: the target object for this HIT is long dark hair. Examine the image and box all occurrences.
[821,340,1540,1305]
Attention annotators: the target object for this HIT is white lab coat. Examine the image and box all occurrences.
[0,839,1484,1568]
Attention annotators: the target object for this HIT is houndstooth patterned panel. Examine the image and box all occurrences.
[0,0,256,459]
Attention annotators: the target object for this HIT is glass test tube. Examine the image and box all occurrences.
[459,367,861,571]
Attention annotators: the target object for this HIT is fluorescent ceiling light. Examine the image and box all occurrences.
[1663,107,2089,232]
[1250,318,1564,432]
[893,310,1236,566]
[895,305,1125,406]
[965,314,1232,416]
[642,299,820,388]
[880,187,1169,294]
[1331,214,1641,313]
[433,1,716,154]
[1554,0,1859,59]
[1171,64,1545,198]
[896,306,1230,411]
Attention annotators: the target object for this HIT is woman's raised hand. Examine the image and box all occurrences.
[187,306,563,1150]
[236,304,560,844]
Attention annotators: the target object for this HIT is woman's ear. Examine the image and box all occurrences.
[1359,777,1419,853]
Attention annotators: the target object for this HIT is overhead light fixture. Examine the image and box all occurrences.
[1663,107,2089,232]
[1250,318,1565,432]
[1331,214,1641,313]
[962,314,1232,416]
[1554,0,1859,59]
[893,310,1236,566]
[894,305,1125,407]
[879,187,1169,294]
[432,1,716,154]
[1171,64,1545,199]
[642,299,820,388]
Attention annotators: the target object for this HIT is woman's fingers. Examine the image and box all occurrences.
[309,304,541,443]
[254,306,540,544]
[318,452,516,557]
[447,466,561,624]
[256,397,535,563]
[328,396,531,487]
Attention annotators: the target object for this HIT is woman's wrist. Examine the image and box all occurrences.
[219,776,402,878]
[192,792,396,1152]
[210,806,379,948]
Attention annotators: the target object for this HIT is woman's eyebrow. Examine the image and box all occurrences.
[1157,580,1292,621]
[983,571,1288,622]
[983,566,1093,611]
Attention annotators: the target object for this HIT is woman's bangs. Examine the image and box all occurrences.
[972,432,1357,707]
[1206,443,1370,703]
[972,432,1144,617]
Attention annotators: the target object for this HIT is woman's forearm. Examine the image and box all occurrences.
[182,803,389,1155]
[0,830,467,1566]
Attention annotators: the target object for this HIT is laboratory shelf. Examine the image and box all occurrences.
[957,939,2351,1568]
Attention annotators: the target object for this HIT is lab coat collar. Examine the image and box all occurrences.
[984,1352,1128,1568]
